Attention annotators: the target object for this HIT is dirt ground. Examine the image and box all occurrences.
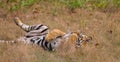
[0,2,120,62]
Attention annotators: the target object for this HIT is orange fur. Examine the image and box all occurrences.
[68,33,78,45]
[46,29,91,47]
[81,35,90,47]
[46,29,66,41]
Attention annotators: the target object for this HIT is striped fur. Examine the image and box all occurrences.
[21,24,63,51]
[27,35,62,51]
[13,17,65,51]
[63,32,92,47]
[0,17,92,51]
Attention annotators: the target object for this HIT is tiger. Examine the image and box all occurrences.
[0,17,92,51]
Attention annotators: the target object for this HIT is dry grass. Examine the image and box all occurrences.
[0,43,38,62]
[0,1,120,62]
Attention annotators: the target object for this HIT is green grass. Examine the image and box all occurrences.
[12,0,37,11]
[1,0,120,12]
[60,0,87,10]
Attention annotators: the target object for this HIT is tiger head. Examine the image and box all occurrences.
[76,33,92,47]
[64,31,92,48]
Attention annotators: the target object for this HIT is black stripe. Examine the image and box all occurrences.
[36,24,43,30]
[49,43,53,51]
[37,39,41,45]
[44,42,49,49]
[26,36,33,38]
[56,35,62,38]
[30,39,35,43]
[37,37,45,45]
[44,41,48,47]
[40,28,48,33]
[77,38,80,45]
[31,26,36,30]
[41,37,45,48]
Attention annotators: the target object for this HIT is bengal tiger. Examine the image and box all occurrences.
[0,17,92,51]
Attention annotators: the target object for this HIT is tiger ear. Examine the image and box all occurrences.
[88,36,92,41]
